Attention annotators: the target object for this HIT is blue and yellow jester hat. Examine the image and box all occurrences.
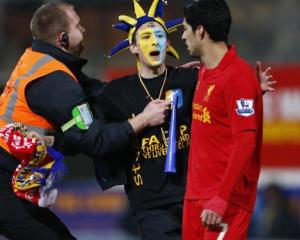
[109,0,183,60]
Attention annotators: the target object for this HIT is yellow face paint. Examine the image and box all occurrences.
[137,25,167,67]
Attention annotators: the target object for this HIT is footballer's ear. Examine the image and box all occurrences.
[129,44,138,54]
[195,25,205,40]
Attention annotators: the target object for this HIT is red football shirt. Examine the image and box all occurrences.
[185,46,263,214]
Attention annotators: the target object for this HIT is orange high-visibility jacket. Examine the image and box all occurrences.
[0,48,78,152]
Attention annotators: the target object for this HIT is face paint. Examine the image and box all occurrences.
[137,26,167,67]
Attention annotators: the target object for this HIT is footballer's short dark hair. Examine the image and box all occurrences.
[183,0,232,44]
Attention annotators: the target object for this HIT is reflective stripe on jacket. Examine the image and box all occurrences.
[0,48,78,152]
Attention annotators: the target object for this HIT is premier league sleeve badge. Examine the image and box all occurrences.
[235,98,255,117]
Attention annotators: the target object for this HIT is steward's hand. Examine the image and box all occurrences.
[143,99,169,126]
[128,99,169,135]
[27,131,54,146]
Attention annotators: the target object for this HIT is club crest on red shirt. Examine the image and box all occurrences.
[204,84,215,102]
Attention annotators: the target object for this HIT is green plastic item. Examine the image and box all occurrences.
[61,103,93,132]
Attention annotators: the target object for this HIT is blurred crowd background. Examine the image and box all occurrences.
[0,0,299,239]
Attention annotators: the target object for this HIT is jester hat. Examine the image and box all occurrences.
[109,0,183,60]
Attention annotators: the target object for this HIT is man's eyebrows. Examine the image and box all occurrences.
[140,31,152,36]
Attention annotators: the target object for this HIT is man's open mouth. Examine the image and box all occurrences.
[150,51,160,57]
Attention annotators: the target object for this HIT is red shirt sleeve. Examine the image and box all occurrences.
[224,73,259,134]
[204,72,260,216]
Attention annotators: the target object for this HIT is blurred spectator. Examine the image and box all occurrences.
[119,205,139,240]
[255,184,300,238]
